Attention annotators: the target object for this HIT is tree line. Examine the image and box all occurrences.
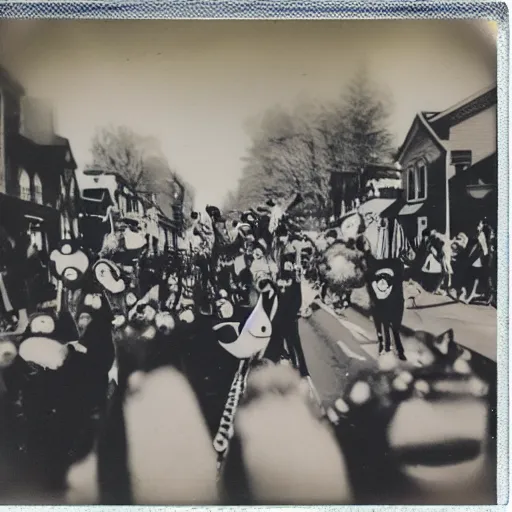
[224,69,396,219]
[89,125,195,229]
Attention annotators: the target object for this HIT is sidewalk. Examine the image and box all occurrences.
[351,288,497,362]
[403,293,497,361]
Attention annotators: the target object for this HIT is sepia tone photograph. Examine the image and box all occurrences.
[0,18,499,505]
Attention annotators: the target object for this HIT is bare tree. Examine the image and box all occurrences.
[91,126,153,192]
[89,125,195,222]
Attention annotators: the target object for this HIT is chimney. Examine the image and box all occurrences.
[20,97,55,144]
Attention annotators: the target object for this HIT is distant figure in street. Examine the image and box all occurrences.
[365,257,406,360]
[461,219,494,305]
[250,239,277,286]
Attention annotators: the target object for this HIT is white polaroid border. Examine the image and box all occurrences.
[0,1,507,511]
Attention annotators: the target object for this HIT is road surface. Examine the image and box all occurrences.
[179,301,496,505]
[299,302,496,505]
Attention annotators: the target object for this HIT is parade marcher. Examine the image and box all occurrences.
[266,252,311,378]
[249,239,277,286]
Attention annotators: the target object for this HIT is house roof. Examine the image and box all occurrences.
[396,112,447,163]
[396,84,497,165]
[15,133,76,169]
[427,84,497,126]
[0,66,24,96]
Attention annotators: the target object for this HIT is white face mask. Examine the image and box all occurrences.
[124,229,146,250]
[371,269,394,300]
[95,263,126,294]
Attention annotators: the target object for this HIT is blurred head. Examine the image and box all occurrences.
[339,213,364,242]
[325,229,338,245]
[77,312,93,335]
[228,362,352,505]
[253,247,263,260]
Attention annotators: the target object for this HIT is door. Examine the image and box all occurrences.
[417,216,428,245]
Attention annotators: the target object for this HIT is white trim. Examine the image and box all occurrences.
[397,113,447,164]
[417,112,447,150]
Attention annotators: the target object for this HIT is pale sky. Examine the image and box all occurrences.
[0,20,497,209]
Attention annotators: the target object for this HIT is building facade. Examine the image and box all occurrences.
[75,168,176,254]
[383,85,497,245]
[0,66,78,303]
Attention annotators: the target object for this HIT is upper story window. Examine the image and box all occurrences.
[69,180,76,202]
[19,168,31,201]
[118,194,127,214]
[407,167,416,201]
[407,160,428,202]
[33,173,43,204]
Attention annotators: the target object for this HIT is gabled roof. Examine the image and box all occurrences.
[396,112,447,164]
[396,84,497,165]
[426,85,497,142]
[427,84,497,126]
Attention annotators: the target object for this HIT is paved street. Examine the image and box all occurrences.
[298,302,496,505]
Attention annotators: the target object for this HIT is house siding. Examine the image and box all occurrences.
[398,119,446,241]
[399,119,444,174]
[447,104,497,179]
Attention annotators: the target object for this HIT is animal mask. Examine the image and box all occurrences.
[50,240,90,289]
[277,277,293,294]
[366,258,404,303]
[322,329,490,498]
[18,312,82,370]
[213,288,278,359]
[93,259,126,295]
[371,268,395,300]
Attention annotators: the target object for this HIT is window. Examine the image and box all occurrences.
[60,177,67,199]
[407,167,416,201]
[33,173,43,204]
[416,161,427,200]
[118,195,127,214]
[19,168,31,201]
[69,181,76,201]
[407,160,428,202]
[83,189,105,201]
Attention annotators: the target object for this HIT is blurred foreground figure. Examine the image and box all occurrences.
[66,363,352,506]
[221,361,353,505]
[66,367,219,505]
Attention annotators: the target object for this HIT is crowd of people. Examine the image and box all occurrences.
[401,218,497,307]
[0,193,494,504]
